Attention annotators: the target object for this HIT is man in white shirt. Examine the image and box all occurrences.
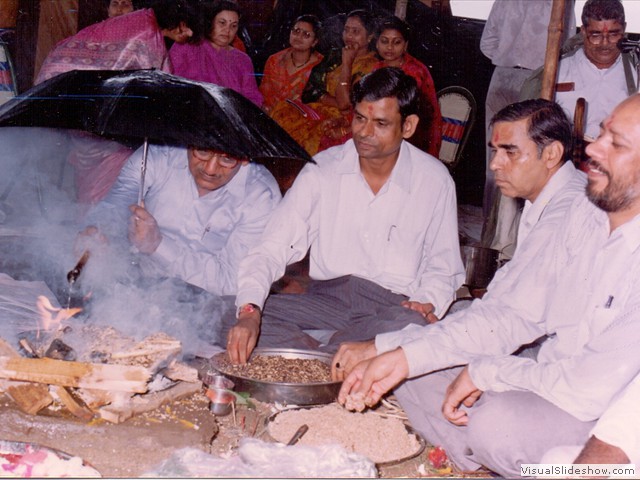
[337,93,640,477]
[484,99,586,299]
[224,67,464,364]
[553,0,637,139]
[80,144,282,296]
[480,0,575,220]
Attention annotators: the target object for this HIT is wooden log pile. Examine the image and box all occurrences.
[0,330,202,424]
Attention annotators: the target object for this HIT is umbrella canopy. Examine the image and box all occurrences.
[0,69,312,163]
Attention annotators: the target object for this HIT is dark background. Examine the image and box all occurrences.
[7,0,494,206]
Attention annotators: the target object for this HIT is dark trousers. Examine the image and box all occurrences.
[219,275,427,353]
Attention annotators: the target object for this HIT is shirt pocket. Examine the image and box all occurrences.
[384,226,425,277]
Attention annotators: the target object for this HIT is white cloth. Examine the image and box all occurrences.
[236,139,465,318]
[556,49,636,139]
[514,162,586,256]
[379,194,640,422]
[541,373,640,465]
[378,161,585,344]
[590,373,640,465]
[480,0,575,69]
[88,144,281,296]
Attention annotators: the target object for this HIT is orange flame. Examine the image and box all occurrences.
[36,295,82,333]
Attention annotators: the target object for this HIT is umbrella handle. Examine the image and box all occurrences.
[137,138,149,206]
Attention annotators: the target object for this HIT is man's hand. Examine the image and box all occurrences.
[128,204,162,254]
[442,366,483,426]
[337,348,409,409]
[331,340,377,381]
[401,300,439,324]
[74,225,108,256]
[226,307,261,364]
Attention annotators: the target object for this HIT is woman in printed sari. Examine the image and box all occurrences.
[35,0,195,211]
[259,15,323,116]
[374,16,442,157]
[37,0,193,84]
[169,0,263,107]
[271,9,378,156]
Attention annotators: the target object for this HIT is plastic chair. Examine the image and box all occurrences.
[437,86,476,168]
[0,40,17,106]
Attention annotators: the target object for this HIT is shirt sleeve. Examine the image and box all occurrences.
[468,300,640,421]
[236,163,321,308]
[151,170,281,296]
[406,176,465,317]
[590,375,640,465]
[479,0,503,60]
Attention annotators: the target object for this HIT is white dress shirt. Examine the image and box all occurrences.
[88,144,281,296]
[236,140,465,317]
[379,195,640,422]
[377,161,586,344]
[480,0,575,69]
[556,49,636,139]
[590,373,640,465]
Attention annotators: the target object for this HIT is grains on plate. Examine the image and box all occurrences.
[268,403,421,464]
[214,354,332,383]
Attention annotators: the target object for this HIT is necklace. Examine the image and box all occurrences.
[291,51,311,68]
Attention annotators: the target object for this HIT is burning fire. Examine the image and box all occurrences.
[36,295,82,333]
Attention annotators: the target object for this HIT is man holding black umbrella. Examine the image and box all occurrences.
[225,67,464,364]
[79,143,281,297]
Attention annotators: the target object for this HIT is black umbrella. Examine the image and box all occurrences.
[0,69,313,202]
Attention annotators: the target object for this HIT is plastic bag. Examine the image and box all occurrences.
[144,437,377,478]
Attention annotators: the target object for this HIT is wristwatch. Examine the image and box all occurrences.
[236,303,261,318]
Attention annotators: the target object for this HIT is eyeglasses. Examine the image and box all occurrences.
[192,149,239,168]
[291,27,313,39]
[586,30,624,45]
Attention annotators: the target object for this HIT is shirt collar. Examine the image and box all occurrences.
[521,162,580,227]
[336,139,413,193]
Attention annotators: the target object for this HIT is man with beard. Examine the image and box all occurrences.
[224,67,464,364]
[337,93,640,477]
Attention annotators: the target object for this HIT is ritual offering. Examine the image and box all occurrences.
[211,348,340,405]
[267,403,425,465]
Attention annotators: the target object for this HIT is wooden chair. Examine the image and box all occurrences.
[0,40,17,106]
[437,86,476,169]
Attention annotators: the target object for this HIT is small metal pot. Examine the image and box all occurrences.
[206,387,235,416]
[461,245,501,290]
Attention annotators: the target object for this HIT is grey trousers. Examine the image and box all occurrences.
[395,368,595,478]
[219,275,427,353]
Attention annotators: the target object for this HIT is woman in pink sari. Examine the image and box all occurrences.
[35,0,194,210]
[169,1,263,107]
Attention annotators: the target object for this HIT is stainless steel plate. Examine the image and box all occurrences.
[210,347,341,405]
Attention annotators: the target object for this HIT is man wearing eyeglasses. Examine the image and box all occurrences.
[524,0,637,141]
[79,144,281,296]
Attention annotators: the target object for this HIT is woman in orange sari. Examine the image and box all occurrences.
[374,16,442,157]
[271,9,378,156]
[260,15,323,115]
